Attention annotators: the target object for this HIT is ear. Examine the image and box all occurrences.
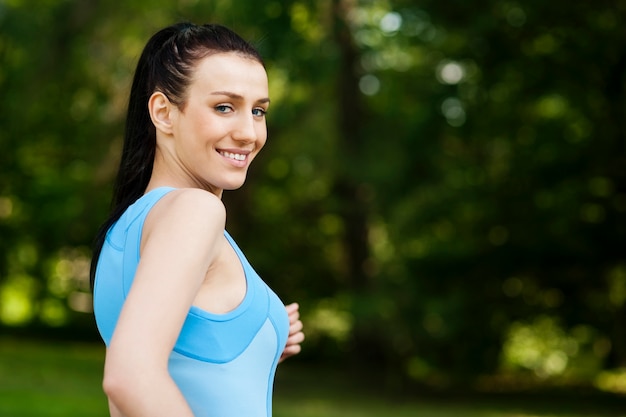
[148,92,175,135]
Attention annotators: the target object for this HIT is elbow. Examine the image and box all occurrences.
[102,368,126,403]
[102,356,166,406]
[103,356,138,406]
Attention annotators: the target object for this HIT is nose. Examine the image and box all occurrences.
[232,113,260,144]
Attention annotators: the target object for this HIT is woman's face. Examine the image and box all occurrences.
[166,52,269,195]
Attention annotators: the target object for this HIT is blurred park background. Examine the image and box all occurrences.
[1,0,625,415]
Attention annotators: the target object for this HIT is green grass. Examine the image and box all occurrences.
[0,337,108,417]
[1,337,625,417]
[274,363,626,417]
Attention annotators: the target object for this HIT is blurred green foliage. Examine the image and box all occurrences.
[0,0,624,390]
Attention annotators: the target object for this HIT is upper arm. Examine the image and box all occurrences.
[106,189,226,369]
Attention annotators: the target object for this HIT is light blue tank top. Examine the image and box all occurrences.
[93,187,289,417]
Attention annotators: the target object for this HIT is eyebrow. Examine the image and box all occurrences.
[210,91,270,104]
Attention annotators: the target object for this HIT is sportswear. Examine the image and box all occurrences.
[93,187,289,416]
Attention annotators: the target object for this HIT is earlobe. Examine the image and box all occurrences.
[148,92,174,134]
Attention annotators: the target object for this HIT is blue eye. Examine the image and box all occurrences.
[252,108,266,117]
[215,105,232,113]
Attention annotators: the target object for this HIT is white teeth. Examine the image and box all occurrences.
[220,151,246,161]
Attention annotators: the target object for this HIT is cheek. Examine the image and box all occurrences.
[258,134,267,148]
[256,126,268,150]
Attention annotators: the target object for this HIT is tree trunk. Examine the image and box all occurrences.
[331,0,371,292]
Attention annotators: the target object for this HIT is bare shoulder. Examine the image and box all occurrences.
[144,188,226,242]
[153,188,224,219]
[162,188,224,215]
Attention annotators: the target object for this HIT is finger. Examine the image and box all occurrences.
[284,344,301,355]
[289,319,303,334]
[281,344,302,359]
[285,303,299,314]
[286,331,305,345]
[289,311,300,325]
[279,348,300,363]
[279,343,302,363]
[286,307,300,324]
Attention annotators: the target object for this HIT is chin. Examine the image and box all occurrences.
[224,185,245,191]
[222,179,247,191]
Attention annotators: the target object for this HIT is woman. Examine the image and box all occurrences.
[90,23,304,417]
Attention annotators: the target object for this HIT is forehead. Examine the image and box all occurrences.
[190,52,268,98]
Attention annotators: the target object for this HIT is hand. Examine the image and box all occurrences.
[279,302,305,363]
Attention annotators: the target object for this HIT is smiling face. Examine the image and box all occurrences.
[150,52,269,197]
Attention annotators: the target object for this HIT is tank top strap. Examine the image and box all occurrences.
[121,187,177,295]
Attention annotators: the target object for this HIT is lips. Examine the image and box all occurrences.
[218,150,247,161]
